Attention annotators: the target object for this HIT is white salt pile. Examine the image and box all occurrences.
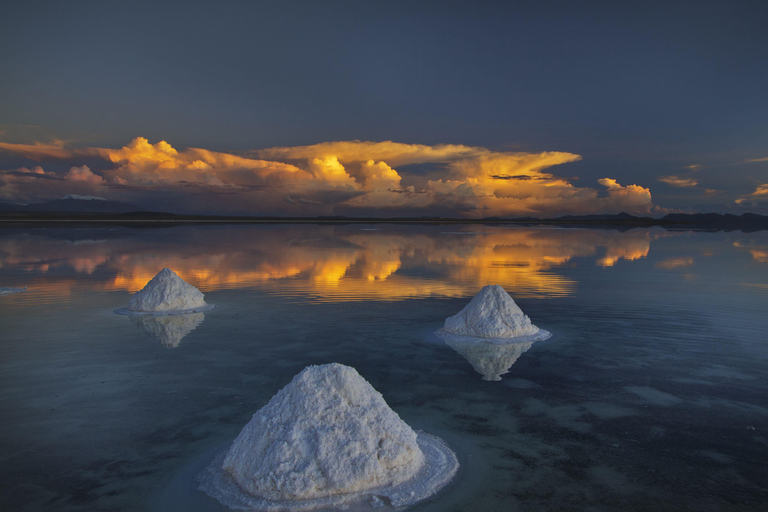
[114,268,213,315]
[130,312,205,348]
[437,285,550,344]
[444,337,534,381]
[199,363,458,510]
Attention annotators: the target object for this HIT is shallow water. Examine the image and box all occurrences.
[1,223,767,511]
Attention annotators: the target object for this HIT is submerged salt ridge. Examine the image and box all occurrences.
[199,363,458,510]
[439,285,551,343]
[115,268,213,315]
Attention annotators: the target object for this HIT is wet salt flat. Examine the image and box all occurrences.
[1,223,767,512]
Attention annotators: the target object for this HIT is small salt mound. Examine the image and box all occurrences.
[115,268,212,315]
[444,337,533,381]
[439,285,550,342]
[199,363,458,509]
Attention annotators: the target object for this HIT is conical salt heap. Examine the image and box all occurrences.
[199,363,458,509]
[439,285,550,342]
[124,268,209,313]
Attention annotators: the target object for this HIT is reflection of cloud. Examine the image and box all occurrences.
[733,241,768,263]
[129,312,205,348]
[0,137,664,217]
[443,337,533,381]
[656,257,694,269]
[0,225,664,302]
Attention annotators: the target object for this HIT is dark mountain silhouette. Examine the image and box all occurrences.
[0,195,144,214]
[1,205,766,231]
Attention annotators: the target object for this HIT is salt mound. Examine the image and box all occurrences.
[199,363,458,509]
[115,268,212,315]
[439,285,550,342]
[443,337,533,381]
[130,312,205,348]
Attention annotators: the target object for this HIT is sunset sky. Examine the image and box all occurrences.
[1,0,767,217]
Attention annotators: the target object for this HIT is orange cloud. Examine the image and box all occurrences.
[0,140,102,160]
[64,165,104,184]
[253,140,481,167]
[0,137,665,217]
[659,175,698,188]
[735,184,768,205]
[740,157,768,164]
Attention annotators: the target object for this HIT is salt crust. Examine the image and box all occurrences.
[199,363,458,510]
[436,285,551,344]
[114,268,213,315]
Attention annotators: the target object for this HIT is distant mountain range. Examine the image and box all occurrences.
[0,195,145,214]
[1,200,767,231]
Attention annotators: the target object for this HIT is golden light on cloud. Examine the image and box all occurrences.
[735,184,768,205]
[659,175,699,188]
[0,137,664,217]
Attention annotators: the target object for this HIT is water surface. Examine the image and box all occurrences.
[1,223,766,511]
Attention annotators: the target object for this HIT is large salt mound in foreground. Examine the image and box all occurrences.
[438,285,550,343]
[199,363,458,510]
[115,268,213,315]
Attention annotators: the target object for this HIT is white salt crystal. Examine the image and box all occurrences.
[116,268,211,315]
[199,363,458,509]
[440,285,550,342]
[224,363,423,499]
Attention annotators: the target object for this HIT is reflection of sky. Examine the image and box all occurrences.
[1,225,766,306]
[0,225,671,303]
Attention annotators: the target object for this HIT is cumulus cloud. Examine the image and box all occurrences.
[64,165,104,184]
[0,137,664,216]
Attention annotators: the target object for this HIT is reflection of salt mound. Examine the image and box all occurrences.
[443,337,533,381]
[115,268,213,315]
[130,312,205,348]
[439,285,550,343]
[199,363,458,509]
[0,287,27,295]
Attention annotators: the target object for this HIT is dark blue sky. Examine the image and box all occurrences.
[1,0,767,215]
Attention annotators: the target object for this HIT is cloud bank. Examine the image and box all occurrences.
[0,137,662,217]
